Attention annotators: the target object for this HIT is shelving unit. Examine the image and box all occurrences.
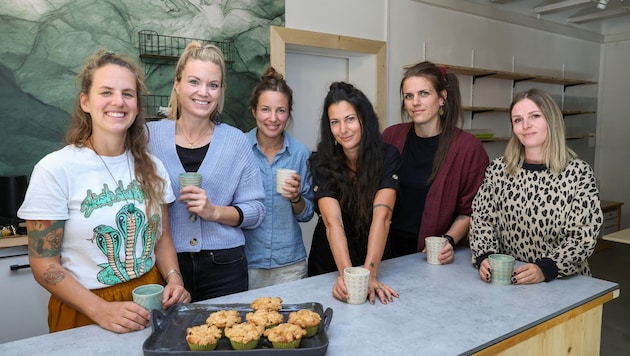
[402,63,597,143]
[141,94,170,121]
[138,30,235,64]
[137,31,235,121]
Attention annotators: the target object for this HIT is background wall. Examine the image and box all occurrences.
[1,0,628,227]
[286,0,630,229]
[0,0,284,177]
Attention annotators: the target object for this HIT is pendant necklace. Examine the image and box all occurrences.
[91,139,136,213]
[178,121,212,148]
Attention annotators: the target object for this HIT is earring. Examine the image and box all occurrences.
[438,105,444,116]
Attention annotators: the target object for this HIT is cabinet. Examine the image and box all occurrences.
[0,246,49,343]
[596,200,623,251]
[600,200,623,236]
[402,63,597,142]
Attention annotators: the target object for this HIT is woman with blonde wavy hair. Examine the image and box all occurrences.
[471,88,602,285]
[18,50,190,333]
[148,42,265,302]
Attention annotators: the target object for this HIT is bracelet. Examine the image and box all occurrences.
[443,234,456,248]
[165,268,182,282]
[290,194,302,204]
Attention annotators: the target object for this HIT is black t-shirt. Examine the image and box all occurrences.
[390,129,438,235]
[307,144,401,276]
[176,143,210,172]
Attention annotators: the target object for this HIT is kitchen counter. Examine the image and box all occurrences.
[0,235,27,249]
[0,248,618,355]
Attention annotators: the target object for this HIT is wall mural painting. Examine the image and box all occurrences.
[0,0,284,177]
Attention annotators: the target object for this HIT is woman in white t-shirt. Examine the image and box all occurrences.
[18,50,190,333]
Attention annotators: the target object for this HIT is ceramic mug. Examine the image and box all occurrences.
[488,254,516,286]
[132,284,164,311]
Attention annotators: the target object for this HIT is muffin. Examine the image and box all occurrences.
[246,309,285,329]
[186,324,222,351]
[224,322,264,350]
[206,309,242,335]
[264,323,307,349]
[250,296,283,311]
[288,309,321,337]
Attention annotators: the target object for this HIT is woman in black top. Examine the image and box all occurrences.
[307,82,401,305]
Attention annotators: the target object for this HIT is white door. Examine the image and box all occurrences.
[285,52,350,255]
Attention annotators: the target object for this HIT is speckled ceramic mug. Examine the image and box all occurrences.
[425,236,447,265]
[344,267,370,304]
[488,254,515,286]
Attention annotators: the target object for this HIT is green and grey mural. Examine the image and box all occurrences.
[0,0,284,177]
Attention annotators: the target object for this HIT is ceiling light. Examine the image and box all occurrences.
[597,0,609,10]
[533,0,593,15]
[567,7,629,23]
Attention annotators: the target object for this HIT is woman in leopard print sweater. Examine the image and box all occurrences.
[470,88,602,284]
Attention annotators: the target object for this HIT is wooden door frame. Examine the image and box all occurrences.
[270,26,387,128]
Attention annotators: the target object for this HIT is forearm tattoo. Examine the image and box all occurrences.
[44,264,65,285]
[27,221,66,285]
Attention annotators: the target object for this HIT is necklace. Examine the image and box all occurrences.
[178,121,212,148]
[91,140,136,213]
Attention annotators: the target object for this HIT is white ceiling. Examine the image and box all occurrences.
[416,0,630,42]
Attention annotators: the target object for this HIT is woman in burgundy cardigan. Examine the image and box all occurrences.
[382,61,489,264]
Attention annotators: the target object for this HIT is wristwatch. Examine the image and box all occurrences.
[443,234,456,248]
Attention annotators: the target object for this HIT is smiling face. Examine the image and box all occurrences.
[511,98,549,162]
[174,59,223,120]
[402,76,445,135]
[80,64,138,138]
[328,100,363,155]
[253,90,290,140]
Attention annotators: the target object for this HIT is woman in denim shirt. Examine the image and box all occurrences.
[244,67,315,289]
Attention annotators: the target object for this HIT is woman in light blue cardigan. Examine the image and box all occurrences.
[148,42,264,302]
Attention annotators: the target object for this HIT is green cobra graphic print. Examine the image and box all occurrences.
[84,180,160,285]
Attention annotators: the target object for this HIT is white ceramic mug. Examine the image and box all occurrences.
[425,236,447,265]
[344,267,370,304]
[276,168,297,194]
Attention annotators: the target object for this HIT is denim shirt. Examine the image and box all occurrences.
[244,129,315,269]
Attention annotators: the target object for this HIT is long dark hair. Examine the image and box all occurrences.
[400,61,463,181]
[309,82,384,237]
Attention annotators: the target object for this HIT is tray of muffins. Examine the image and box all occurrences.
[143,297,333,355]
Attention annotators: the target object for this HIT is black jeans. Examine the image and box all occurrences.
[177,245,248,302]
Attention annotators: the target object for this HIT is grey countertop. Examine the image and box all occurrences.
[0,248,619,355]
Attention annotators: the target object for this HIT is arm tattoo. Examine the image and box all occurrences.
[27,220,64,258]
[370,262,375,268]
[454,215,467,221]
[372,203,393,212]
[43,264,65,285]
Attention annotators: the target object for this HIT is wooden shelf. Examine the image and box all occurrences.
[404,63,597,87]
[463,106,595,117]
[473,135,590,143]
[0,235,28,249]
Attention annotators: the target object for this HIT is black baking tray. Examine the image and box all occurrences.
[143,302,333,355]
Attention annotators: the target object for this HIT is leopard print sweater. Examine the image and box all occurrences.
[470,157,603,278]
